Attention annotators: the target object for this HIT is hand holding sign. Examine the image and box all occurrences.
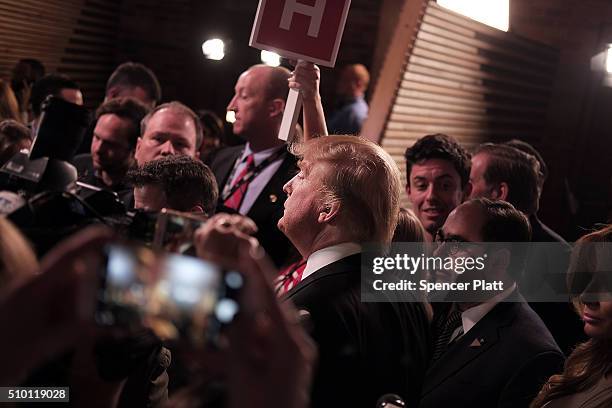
[289,61,327,140]
[250,0,351,140]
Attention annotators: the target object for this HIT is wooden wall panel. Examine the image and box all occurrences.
[0,0,120,109]
[364,1,559,208]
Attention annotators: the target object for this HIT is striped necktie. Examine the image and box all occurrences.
[223,154,255,210]
[275,259,307,296]
[432,309,463,361]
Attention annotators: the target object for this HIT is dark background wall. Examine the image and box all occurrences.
[510,0,612,238]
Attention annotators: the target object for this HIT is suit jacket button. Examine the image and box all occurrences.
[269,194,278,203]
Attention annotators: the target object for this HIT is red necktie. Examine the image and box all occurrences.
[224,154,255,211]
[275,259,307,296]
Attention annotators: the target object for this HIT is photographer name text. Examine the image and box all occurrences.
[372,279,504,292]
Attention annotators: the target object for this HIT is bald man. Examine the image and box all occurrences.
[210,65,297,267]
[327,63,370,135]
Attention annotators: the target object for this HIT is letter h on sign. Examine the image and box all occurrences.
[280,0,326,38]
[250,0,351,67]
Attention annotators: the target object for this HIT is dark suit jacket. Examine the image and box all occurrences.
[524,215,585,355]
[210,145,297,267]
[419,296,564,408]
[285,254,431,408]
[73,153,133,205]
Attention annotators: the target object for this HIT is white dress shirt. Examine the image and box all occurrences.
[450,282,517,342]
[229,143,285,215]
[301,242,362,282]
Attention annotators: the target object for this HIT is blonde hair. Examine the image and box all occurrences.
[0,79,21,123]
[393,207,425,242]
[292,135,401,244]
[0,218,38,289]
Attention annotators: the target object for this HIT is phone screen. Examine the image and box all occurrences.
[96,244,240,345]
[153,209,207,253]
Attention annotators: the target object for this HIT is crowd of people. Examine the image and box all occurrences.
[0,55,610,408]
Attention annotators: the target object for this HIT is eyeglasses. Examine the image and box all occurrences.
[434,230,470,256]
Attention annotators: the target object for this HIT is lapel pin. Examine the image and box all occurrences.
[469,338,483,348]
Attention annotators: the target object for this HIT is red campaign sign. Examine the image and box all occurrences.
[250,0,351,67]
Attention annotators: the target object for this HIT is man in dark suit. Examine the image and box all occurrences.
[469,142,582,354]
[211,65,298,267]
[419,198,565,408]
[277,136,431,408]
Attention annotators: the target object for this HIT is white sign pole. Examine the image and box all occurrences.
[278,87,302,141]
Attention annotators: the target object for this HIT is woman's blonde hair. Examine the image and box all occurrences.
[531,225,612,408]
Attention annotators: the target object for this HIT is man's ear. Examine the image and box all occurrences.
[269,98,285,118]
[106,86,118,100]
[406,184,411,196]
[488,248,511,279]
[318,201,340,224]
[135,137,143,156]
[491,182,509,201]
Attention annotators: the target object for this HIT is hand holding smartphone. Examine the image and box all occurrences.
[96,244,242,347]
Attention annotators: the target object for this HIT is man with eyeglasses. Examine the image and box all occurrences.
[419,198,564,408]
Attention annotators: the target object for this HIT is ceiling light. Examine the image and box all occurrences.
[202,38,225,61]
[261,50,281,67]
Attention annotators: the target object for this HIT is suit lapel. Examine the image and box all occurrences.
[283,254,360,300]
[422,300,519,395]
[213,145,243,189]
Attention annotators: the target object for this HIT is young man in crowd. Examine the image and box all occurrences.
[404,134,472,241]
[73,97,150,204]
[127,154,217,214]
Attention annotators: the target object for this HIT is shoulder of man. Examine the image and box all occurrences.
[209,145,244,169]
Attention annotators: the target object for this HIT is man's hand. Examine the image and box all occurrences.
[194,214,317,408]
[289,61,321,102]
[288,60,328,140]
[194,213,259,270]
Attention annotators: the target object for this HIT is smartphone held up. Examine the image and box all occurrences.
[95,243,243,347]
